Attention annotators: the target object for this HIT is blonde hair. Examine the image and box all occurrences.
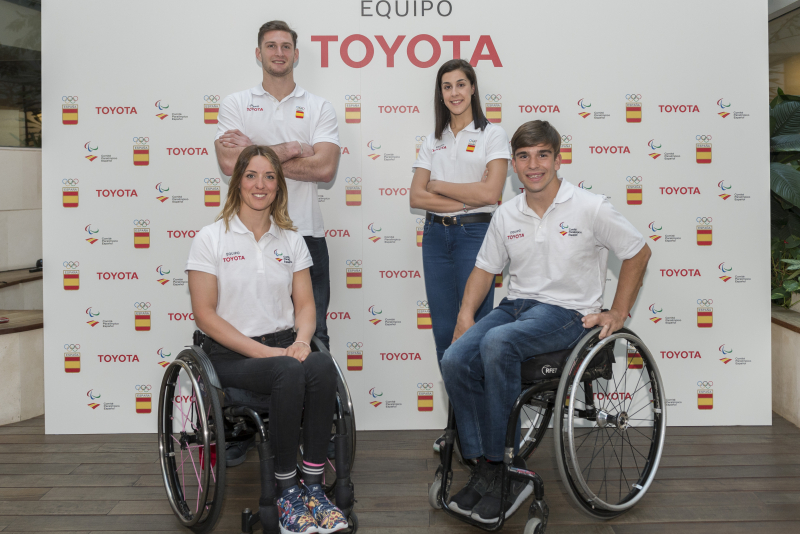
[217,145,296,231]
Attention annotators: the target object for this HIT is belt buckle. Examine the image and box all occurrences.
[442,216,455,226]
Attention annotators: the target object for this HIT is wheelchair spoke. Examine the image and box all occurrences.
[574,426,601,452]
[628,424,655,442]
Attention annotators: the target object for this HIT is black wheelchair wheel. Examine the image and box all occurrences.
[518,398,553,460]
[158,347,226,534]
[554,328,666,519]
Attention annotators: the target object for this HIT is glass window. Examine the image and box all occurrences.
[0,0,41,147]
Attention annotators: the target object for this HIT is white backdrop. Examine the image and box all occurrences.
[42,0,770,433]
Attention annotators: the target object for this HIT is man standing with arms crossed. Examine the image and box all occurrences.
[215,20,340,350]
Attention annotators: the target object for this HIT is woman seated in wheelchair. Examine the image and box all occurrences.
[186,145,347,534]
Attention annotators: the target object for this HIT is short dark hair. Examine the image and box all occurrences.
[434,59,488,140]
[258,20,297,48]
[511,120,561,157]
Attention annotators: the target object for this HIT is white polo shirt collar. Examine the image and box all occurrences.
[250,83,306,103]
[517,179,574,218]
[443,120,481,138]
[229,213,280,239]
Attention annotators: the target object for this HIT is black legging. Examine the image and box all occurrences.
[207,329,337,475]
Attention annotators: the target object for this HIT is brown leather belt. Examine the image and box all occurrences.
[426,212,492,226]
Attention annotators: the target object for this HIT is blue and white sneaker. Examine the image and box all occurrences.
[303,483,348,533]
[277,485,319,534]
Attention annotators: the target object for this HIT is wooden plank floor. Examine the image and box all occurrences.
[1,415,800,533]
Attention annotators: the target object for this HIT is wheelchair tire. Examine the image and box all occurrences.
[158,347,226,534]
[518,399,553,460]
[554,328,666,519]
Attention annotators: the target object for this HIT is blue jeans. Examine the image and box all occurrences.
[441,298,588,461]
[303,236,330,349]
[421,220,495,364]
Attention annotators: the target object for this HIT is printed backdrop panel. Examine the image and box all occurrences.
[42,0,769,433]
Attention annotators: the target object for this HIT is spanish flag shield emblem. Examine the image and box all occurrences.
[345,103,361,124]
[133,145,149,166]
[134,228,150,249]
[62,105,78,125]
[627,346,643,369]
[64,353,80,373]
[417,308,432,330]
[560,144,572,164]
[136,393,152,413]
[204,186,220,207]
[696,225,712,246]
[347,351,363,371]
[696,143,712,164]
[626,102,642,123]
[697,389,713,410]
[63,270,79,291]
[485,102,501,123]
[417,226,423,247]
[135,311,151,331]
[204,104,219,124]
[626,186,642,205]
[346,268,362,289]
[495,273,503,288]
[63,187,79,208]
[417,391,433,412]
[697,307,713,328]
[346,186,362,206]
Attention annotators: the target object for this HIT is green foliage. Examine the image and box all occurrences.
[770,88,800,307]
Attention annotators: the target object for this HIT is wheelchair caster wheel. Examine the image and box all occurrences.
[524,518,543,534]
[347,511,358,533]
[428,479,442,509]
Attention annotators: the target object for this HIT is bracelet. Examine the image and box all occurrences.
[462,203,468,213]
[298,141,303,157]
[293,340,311,350]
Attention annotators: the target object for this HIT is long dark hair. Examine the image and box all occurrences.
[434,59,488,140]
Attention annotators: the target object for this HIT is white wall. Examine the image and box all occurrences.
[0,148,42,275]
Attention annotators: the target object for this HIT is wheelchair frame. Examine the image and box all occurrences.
[429,327,667,533]
[157,333,358,534]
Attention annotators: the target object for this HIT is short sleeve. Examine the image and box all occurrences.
[289,232,314,272]
[214,94,243,141]
[311,100,340,146]
[185,226,218,275]
[475,214,509,273]
[593,199,646,260]
[411,135,434,172]
[484,124,511,163]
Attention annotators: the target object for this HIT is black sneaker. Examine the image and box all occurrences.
[471,457,533,523]
[225,435,256,467]
[448,460,498,516]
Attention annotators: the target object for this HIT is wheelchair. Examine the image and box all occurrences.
[157,331,358,534]
[429,326,666,533]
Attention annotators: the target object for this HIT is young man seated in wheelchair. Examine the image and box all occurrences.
[440,120,651,523]
[186,145,348,534]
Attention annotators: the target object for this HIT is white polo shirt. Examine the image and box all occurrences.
[185,215,313,337]
[412,121,510,216]
[475,180,646,315]
[215,84,339,237]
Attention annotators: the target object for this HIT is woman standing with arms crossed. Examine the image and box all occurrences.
[410,59,510,451]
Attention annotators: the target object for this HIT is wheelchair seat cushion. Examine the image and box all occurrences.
[222,387,271,412]
[520,348,573,382]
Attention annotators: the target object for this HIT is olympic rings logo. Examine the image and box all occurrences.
[416,217,425,224]
[626,176,642,184]
[64,344,80,351]
[485,94,502,101]
[626,94,642,101]
[135,385,152,391]
[345,177,362,184]
[204,95,220,103]
[696,135,712,142]
[132,137,150,144]
[696,217,712,224]
[697,299,713,306]
[415,136,426,142]
[133,219,150,227]
[346,260,363,266]
[134,302,151,310]
[345,95,361,101]
[63,261,79,268]
[62,96,78,103]
[561,135,572,142]
[418,383,433,389]
[697,381,713,388]
[62,179,79,185]
[204,178,220,184]
[346,342,364,349]
[417,300,428,307]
